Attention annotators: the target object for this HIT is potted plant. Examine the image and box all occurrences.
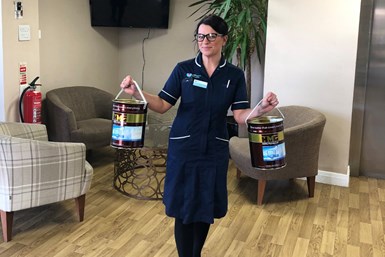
[189,0,268,102]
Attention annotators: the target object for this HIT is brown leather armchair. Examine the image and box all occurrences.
[229,105,326,205]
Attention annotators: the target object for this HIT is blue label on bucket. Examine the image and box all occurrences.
[262,143,286,161]
[112,124,143,142]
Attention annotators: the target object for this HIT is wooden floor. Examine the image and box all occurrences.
[1,147,385,257]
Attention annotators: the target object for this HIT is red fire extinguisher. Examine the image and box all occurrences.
[19,76,42,123]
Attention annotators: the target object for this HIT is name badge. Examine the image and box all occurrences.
[193,79,208,89]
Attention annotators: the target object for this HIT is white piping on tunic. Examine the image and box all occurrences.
[215,137,229,142]
[169,135,191,140]
[219,59,227,68]
[195,55,202,67]
[161,89,177,100]
[233,100,249,105]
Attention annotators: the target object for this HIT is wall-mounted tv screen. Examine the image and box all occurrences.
[90,0,170,29]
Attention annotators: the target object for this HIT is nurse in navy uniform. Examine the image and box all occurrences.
[120,14,279,257]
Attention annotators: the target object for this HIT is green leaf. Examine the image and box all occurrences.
[188,0,211,7]
[237,10,246,26]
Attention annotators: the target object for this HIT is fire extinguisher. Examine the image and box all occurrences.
[19,76,42,123]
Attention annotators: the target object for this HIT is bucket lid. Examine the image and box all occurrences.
[247,116,283,124]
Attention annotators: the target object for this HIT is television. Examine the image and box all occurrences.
[89,0,170,29]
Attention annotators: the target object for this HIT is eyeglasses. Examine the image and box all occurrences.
[195,33,224,42]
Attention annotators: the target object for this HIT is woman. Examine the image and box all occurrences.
[120,14,278,257]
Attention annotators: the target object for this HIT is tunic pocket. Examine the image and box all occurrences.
[168,134,192,153]
[181,78,194,104]
[181,78,207,104]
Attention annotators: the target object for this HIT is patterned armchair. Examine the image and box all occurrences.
[0,122,93,242]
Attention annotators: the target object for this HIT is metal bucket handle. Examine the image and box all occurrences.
[245,99,284,124]
[115,80,148,108]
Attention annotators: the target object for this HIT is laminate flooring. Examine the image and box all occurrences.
[1,147,385,257]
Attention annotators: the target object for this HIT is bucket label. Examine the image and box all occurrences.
[249,131,284,144]
[112,124,143,142]
[262,143,286,161]
[113,113,146,123]
[247,117,286,169]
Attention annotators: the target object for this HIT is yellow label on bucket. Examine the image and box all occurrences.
[249,131,284,144]
[113,113,146,123]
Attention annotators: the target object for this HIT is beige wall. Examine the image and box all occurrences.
[1,0,195,119]
[117,0,263,104]
[2,0,40,122]
[39,0,120,95]
[0,0,119,122]
[0,3,3,121]
[1,0,362,177]
[264,0,361,175]
[118,0,198,95]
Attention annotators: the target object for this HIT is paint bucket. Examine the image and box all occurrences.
[247,113,286,169]
[111,81,148,149]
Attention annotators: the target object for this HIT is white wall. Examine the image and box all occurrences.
[264,0,361,174]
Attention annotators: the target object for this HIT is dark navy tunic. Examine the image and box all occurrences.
[159,53,249,224]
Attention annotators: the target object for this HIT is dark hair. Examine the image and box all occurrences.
[194,14,228,36]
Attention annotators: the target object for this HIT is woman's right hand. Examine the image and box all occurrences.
[120,75,137,96]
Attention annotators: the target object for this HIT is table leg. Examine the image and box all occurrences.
[113,148,167,200]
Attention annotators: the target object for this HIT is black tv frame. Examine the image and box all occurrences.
[89,0,170,29]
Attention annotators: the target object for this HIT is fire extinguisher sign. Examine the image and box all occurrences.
[19,62,27,85]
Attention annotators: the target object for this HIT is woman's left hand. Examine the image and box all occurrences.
[231,92,279,124]
[259,92,279,114]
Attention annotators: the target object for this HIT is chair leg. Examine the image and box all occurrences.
[307,176,316,198]
[75,195,86,222]
[236,168,241,179]
[1,210,14,242]
[257,180,266,205]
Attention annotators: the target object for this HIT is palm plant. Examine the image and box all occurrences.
[189,0,268,101]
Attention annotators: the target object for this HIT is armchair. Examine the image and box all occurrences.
[229,105,326,205]
[45,86,114,150]
[0,122,93,242]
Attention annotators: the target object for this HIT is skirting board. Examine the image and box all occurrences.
[298,167,350,187]
[315,169,350,187]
